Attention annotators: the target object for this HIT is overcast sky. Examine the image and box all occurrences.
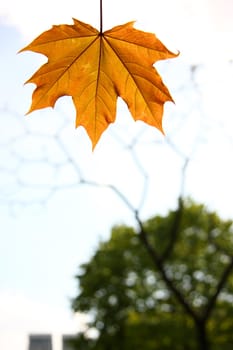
[0,1,233,350]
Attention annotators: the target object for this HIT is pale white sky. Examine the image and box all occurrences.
[0,1,233,350]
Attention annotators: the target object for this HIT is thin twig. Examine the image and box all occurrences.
[100,0,103,33]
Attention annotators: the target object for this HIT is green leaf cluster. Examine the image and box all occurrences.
[72,200,233,349]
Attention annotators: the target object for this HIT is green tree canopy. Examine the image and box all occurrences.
[72,200,233,350]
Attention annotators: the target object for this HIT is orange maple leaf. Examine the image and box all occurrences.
[20,18,178,149]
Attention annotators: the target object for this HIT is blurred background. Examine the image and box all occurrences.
[0,1,233,349]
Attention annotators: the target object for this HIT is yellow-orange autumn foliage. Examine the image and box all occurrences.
[20,19,178,148]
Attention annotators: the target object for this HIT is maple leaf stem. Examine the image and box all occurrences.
[100,0,103,33]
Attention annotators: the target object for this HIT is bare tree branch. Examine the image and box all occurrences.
[135,209,200,324]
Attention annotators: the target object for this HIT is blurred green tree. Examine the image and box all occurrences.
[72,200,233,350]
